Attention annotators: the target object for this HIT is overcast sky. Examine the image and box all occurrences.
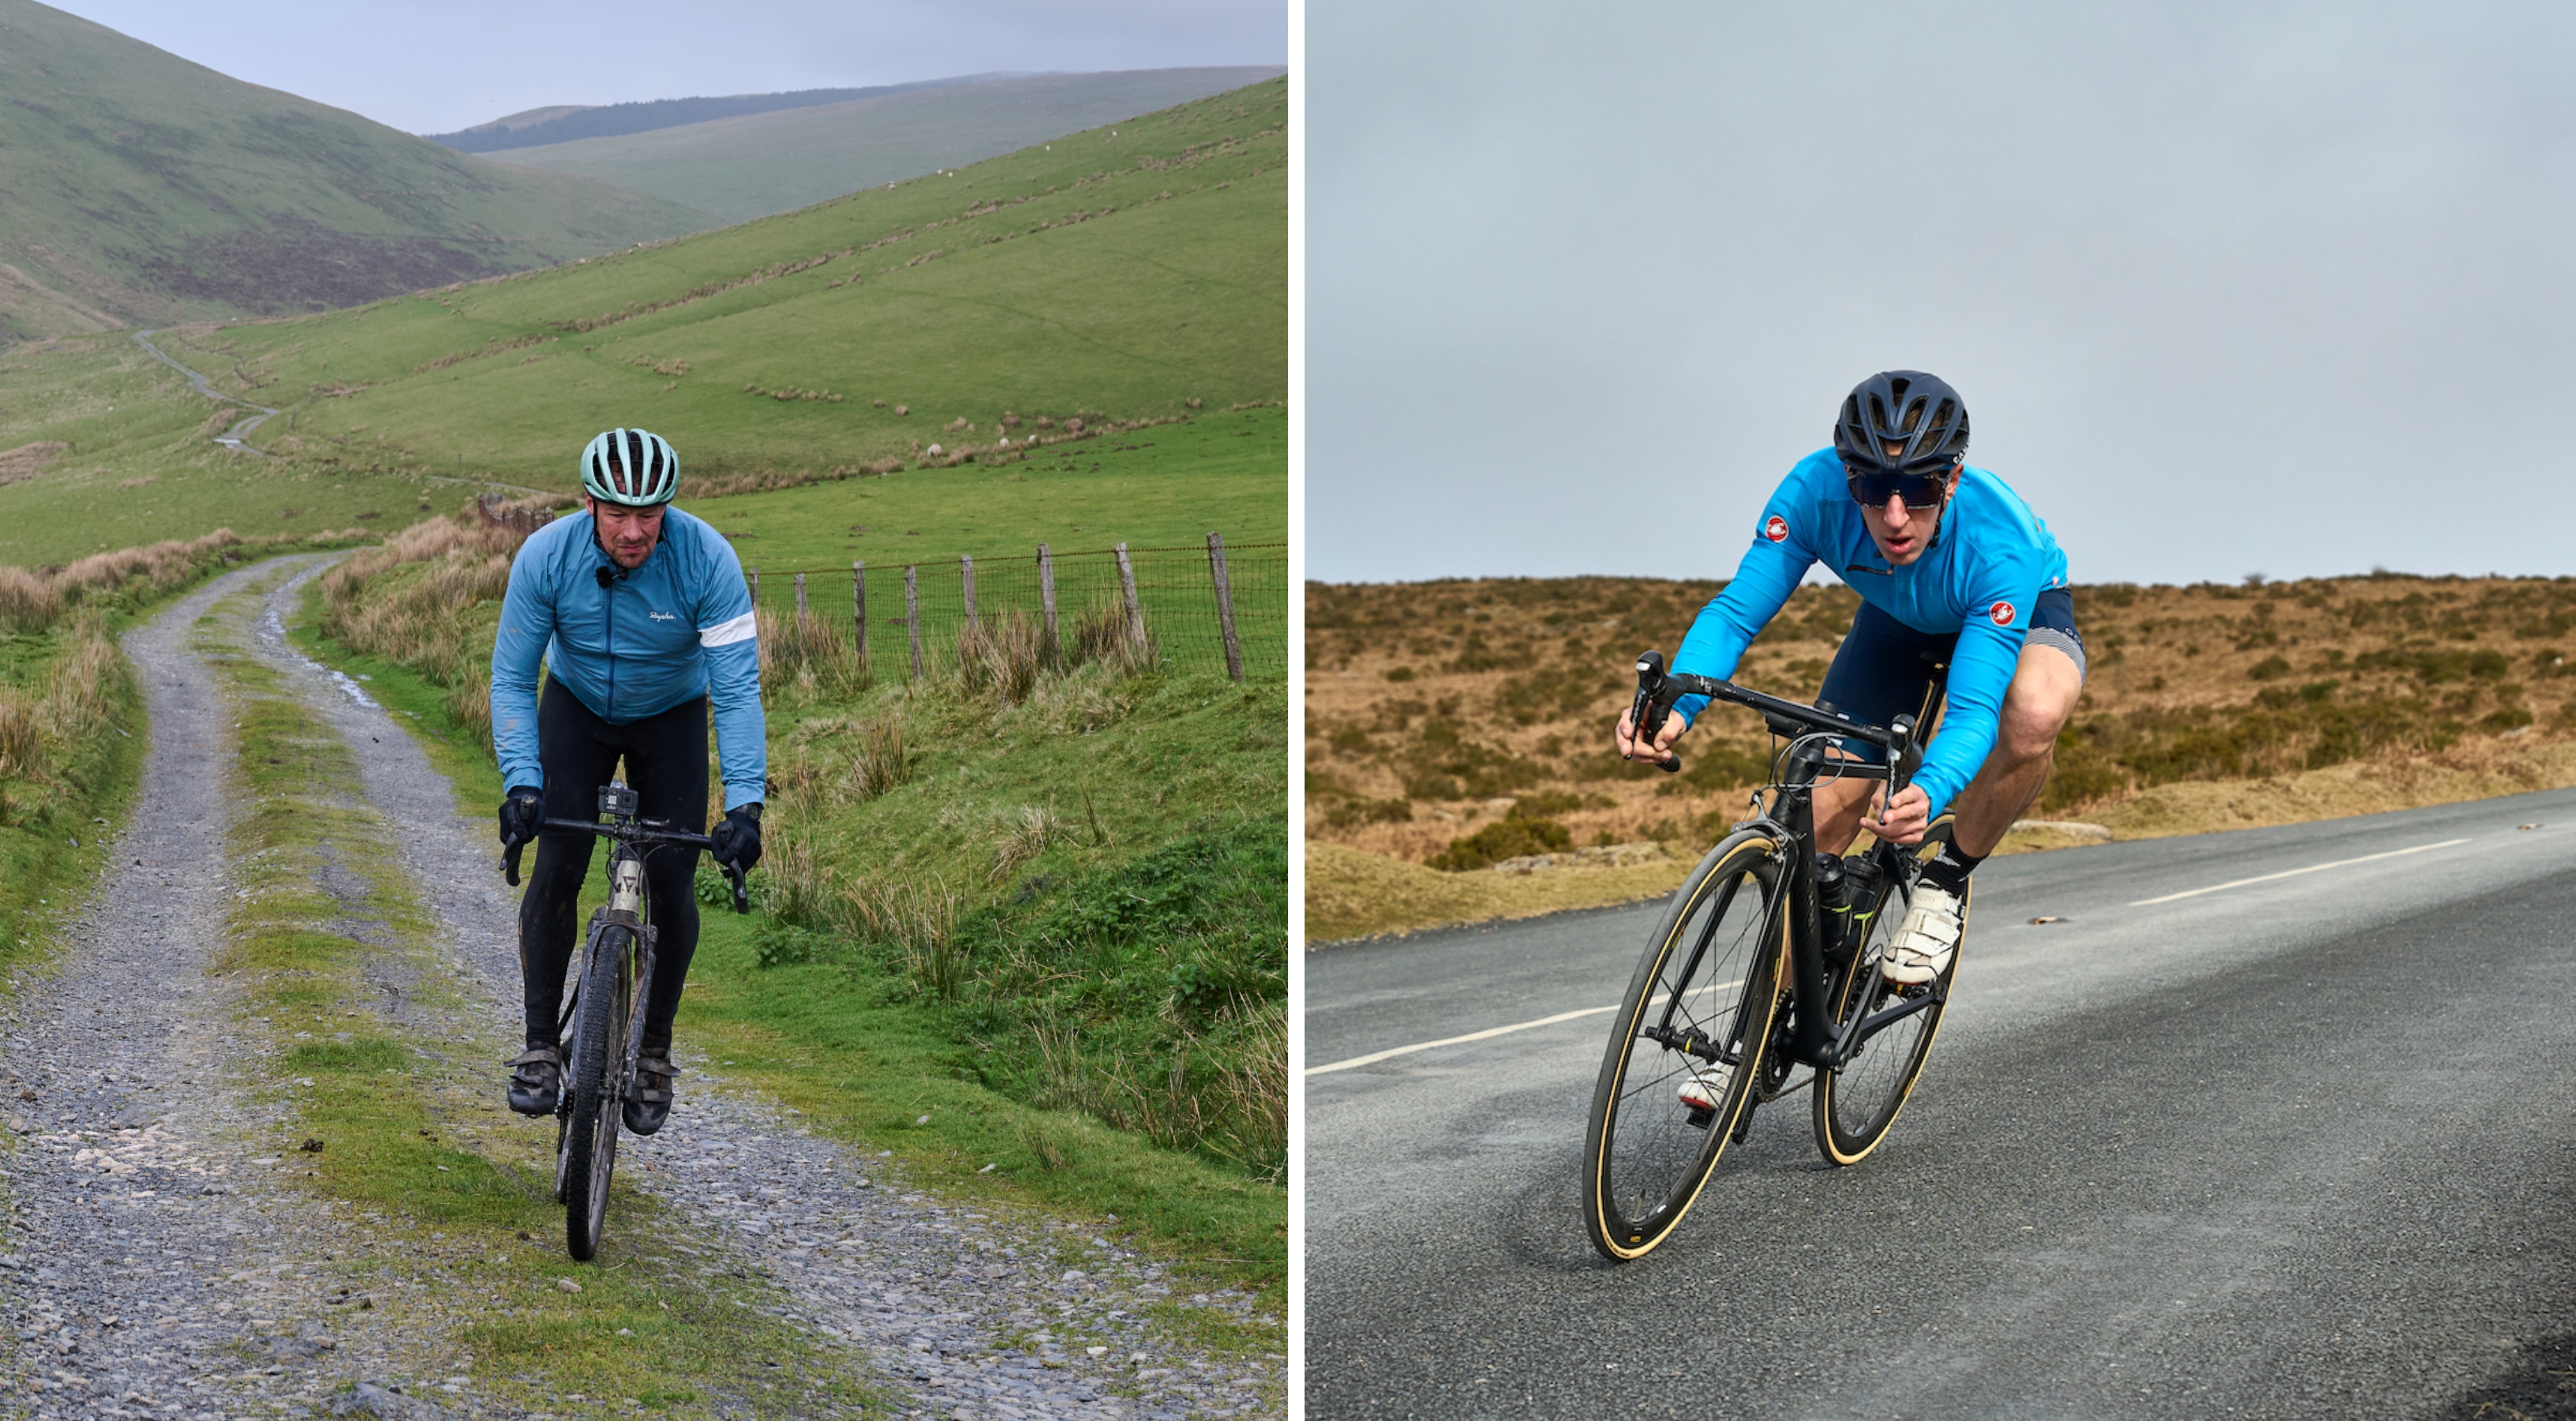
[47,0,1286,134]
[1309,1,2576,587]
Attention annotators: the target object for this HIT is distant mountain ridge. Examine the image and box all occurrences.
[484,67,1291,224]
[0,0,713,338]
[426,73,1032,153]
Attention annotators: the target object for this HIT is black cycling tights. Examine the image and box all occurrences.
[519,676,706,1052]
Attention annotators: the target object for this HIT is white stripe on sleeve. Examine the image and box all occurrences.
[699,610,758,647]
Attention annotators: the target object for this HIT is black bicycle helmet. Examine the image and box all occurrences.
[1833,371,1969,476]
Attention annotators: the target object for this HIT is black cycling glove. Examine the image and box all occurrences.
[709,803,763,872]
[497,786,545,849]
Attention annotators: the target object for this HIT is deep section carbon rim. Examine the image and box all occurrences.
[1814,869,1956,1164]
[1584,835,1784,1260]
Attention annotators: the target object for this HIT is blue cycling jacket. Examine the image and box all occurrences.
[1672,448,2069,819]
[491,506,768,810]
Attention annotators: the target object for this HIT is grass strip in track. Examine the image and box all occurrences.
[289,579,1290,1323]
[200,572,881,1416]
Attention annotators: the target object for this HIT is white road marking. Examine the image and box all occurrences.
[2127,838,2473,906]
[1307,980,1739,1076]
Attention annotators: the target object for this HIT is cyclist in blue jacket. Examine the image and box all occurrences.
[1618,371,2084,992]
[490,429,768,1134]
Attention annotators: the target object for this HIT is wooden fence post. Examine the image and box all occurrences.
[748,567,760,606]
[961,554,978,631]
[904,564,923,679]
[1207,532,1244,681]
[852,561,867,665]
[1114,542,1148,653]
[1037,543,1058,668]
[793,572,809,622]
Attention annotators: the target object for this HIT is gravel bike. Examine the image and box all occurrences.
[504,782,748,1260]
[1582,651,1965,1262]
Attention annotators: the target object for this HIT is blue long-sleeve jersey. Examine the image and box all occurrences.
[491,506,768,810]
[1672,448,2069,819]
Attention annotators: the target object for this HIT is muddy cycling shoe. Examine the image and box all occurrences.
[1883,882,1963,986]
[623,1048,679,1135]
[506,1045,562,1116]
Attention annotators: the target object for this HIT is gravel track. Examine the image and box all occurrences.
[1,558,1281,1419]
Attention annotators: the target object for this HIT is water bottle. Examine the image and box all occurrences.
[1838,854,1885,961]
[1814,851,1849,960]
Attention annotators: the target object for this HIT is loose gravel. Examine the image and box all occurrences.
[1,557,1283,1419]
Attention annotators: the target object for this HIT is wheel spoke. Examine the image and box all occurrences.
[1814,868,1957,1165]
[1585,835,1785,1260]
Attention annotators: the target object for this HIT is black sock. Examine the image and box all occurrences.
[1918,841,1985,895]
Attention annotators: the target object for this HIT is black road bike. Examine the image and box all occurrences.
[1582,652,1967,1262]
[504,782,749,1261]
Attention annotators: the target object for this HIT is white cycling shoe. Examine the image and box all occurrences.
[1677,1062,1728,1114]
[1881,882,1964,986]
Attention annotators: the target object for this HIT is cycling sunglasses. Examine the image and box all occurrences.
[1844,469,1951,509]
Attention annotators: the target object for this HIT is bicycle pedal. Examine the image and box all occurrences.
[1683,1105,1714,1131]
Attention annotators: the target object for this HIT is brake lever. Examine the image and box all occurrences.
[1888,714,1921,798]
[727,863,751,915]
[502,840,524,887]
[1629,651,1683,773]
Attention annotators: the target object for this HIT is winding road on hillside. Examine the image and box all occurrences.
[1305,799,2576,1419]
[0,557,1279,1419]
[131,330,279,454]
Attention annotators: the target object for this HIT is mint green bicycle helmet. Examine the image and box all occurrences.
[580,428,680,506]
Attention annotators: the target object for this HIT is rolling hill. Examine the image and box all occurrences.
[1305,572,2576,939]
[478,67,1287,223]
[0,0,716,339]
[0,77,1287,565]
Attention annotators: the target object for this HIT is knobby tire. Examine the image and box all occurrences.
[563,923,633,1261]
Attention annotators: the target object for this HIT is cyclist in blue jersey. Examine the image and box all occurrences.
[1617,370,2083,994]
[491,429,768,1134]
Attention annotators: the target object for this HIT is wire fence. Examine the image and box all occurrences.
[742,538,1285,681]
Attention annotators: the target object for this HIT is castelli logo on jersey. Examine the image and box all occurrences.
[1989,600,2016,627]
[1762,516,1788,543]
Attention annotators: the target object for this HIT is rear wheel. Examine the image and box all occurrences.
[1583,831,1787,1262]
[1812,848,1962,1166]
[563,924,633,1260]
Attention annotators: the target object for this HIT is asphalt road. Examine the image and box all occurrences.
[1305,791,2576,1419]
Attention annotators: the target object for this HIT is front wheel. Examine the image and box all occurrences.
[1812,854,1964,1166]
[1582,831,1788,1262]
[562,924,634,1260]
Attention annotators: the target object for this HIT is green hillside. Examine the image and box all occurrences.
[0,77,1286,564]
[0,0,715,339]
[155,77,1286,482]
[489,67,1286,223]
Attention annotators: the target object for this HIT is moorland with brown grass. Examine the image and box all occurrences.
[1307,572,2576,941]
